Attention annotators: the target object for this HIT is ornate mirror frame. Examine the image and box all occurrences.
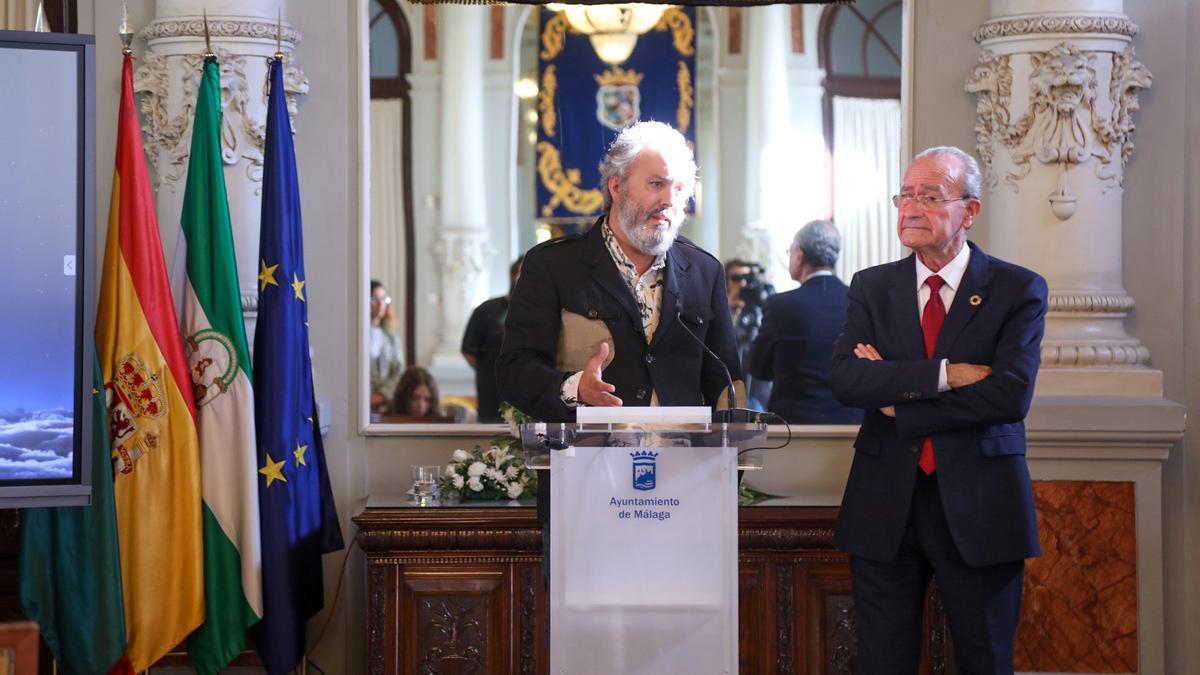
[355,0,915,436]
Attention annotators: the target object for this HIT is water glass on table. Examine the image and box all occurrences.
[410,464,441,504]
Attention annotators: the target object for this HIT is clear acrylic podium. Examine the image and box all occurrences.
[522,413,767,675]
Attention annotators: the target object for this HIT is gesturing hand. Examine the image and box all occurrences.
[578,341,622,407]
[854,343,895,417]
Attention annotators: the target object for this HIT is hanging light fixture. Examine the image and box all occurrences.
[545,4,670,65]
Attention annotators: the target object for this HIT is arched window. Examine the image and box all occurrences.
[368,0,415,365]
[819,0,903,279]
[818,0,901,150]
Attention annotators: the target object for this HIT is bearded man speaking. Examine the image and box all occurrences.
[497,121,743,422]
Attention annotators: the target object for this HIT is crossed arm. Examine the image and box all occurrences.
[853,342,991,416]
[830,273,1047,435]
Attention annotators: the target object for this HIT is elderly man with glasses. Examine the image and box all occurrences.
[829,146,1048,674]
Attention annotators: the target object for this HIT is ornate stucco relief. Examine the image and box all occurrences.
[966,42,1150,220]
[135,32,308,192]
[140,18,302,45]
[1093,45,1152,186]
[972,15,1138,43]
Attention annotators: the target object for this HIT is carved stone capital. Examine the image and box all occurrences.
[733,226,779,285]
[966,41,1150,219]
[133,46,309,192]
[431,230,489,277]
[973,14,1138,43]
[140,17,302,46]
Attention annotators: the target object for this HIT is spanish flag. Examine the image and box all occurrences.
[95,53,204,672]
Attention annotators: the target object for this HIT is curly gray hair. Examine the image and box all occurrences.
[598,121,698,211]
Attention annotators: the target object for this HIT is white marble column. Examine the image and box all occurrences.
[739,5,791,284]
[429,4,490,391]
[135,0,306,336]
[966,0,1155,395]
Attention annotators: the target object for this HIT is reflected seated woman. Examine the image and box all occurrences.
[378,366,455,424]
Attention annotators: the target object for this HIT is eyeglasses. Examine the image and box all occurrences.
[371,295,392,305]
[891,194,970,209]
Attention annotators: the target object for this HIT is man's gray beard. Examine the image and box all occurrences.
[615,198,681,257]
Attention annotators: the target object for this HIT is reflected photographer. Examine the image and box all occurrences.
[725,260,774,410]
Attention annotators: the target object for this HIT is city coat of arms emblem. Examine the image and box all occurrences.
[595,66,644,131]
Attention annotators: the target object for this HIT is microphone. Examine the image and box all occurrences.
[674,300,758,423]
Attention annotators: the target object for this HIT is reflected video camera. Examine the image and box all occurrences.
[732,263,775,322]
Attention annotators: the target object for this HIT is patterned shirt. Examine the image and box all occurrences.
[560,221,667,408]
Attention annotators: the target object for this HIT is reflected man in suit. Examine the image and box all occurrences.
[829,146,1047,674]
[750,219,862,424]
[497,120,742,422]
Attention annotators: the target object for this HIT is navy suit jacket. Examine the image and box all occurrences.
[750,275,863,424]
[497,221,742,422]
[829,242,1046,567]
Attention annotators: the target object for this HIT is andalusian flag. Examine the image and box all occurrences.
[252,56,345,675]
[95,53,204,672]
[180,56,263,674]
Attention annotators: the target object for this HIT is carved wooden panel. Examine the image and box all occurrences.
[739,563,766,674]
[354,505,952,675]
[807,563,855,674]
[776,563,796,674]
[402,568,505,675]
[515,563,543,675]
[824,595,856,674]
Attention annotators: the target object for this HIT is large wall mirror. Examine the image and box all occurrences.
[359,0,910,434]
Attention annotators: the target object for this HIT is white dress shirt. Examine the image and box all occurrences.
[914,243,971,392]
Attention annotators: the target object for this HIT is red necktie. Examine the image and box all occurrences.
[919,275,946,474]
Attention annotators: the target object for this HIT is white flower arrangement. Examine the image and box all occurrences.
[440,443,535,500]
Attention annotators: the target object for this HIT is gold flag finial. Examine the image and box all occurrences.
[274,9,283,61]
[119,4,134,55]
[202,8,214,59]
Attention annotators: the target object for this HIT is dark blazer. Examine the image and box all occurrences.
[749,275,863,425]
[829,242,1046,567]
[497,220,742,422]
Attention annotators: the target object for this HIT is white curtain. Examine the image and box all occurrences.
[1,0,37,30]
[369,98,407,354]
[832,96,902,282]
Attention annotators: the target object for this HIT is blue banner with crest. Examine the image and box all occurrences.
[536,7,697,230]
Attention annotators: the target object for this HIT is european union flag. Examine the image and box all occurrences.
[251,56,345,675]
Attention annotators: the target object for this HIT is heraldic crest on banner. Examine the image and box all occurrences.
[595,67,643,131]
[186,328,240,408]
[106,354,167,474]
[536,6,697,228]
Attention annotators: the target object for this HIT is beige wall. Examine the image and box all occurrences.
[77,0,1197,673]
[1122,1,1199,672]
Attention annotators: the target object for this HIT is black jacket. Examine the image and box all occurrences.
[497,220,742,422]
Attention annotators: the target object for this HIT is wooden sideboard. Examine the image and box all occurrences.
[354,498,949,675]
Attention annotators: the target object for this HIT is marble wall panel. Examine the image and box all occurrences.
[1015,480,1138,672]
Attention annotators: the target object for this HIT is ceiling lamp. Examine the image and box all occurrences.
[546,4,670,65]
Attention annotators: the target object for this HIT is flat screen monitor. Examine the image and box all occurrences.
[0,29,95,507]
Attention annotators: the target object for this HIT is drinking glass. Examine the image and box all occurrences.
[410,464,441,504]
